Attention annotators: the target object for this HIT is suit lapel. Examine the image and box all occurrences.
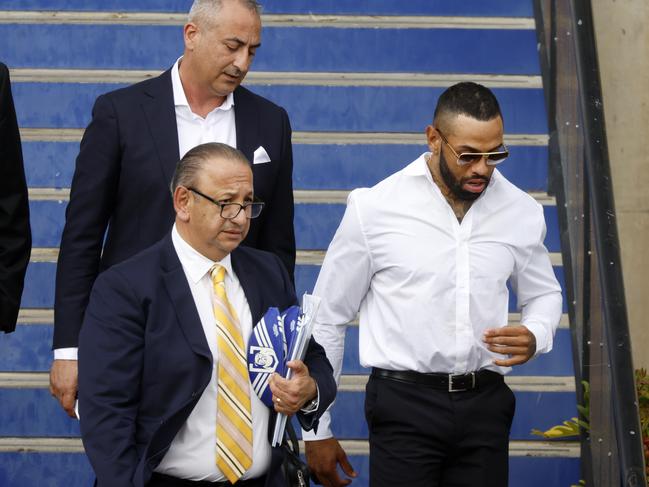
[141,69,180,187]
[160,236,212,362]
[231,248,263,325]
[234,86,259,164]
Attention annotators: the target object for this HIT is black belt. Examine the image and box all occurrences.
[371,367,503,392]
[149,472,265,487]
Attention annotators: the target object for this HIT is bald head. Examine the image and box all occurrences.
[170,142,251,195]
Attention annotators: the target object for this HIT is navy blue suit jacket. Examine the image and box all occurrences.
[78,235,334,487]
[55,69,295,348]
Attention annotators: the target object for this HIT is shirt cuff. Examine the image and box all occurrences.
[522,321,551,357]
[302,410,333,441]
[300,384,320,414]
[54,348,78,360]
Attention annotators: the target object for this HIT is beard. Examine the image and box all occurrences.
[438,152,490,201]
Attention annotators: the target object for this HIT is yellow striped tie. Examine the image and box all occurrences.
[210,264,253,483]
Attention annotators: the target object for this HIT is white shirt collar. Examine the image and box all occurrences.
[171,224,234,285]
[171,57,235,112]
[402,152,431,177]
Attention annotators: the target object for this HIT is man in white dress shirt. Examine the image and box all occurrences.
[302,82,563,487]
[52,0,296,418]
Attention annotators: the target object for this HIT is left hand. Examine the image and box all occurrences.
[49,359,79,418]
[268,360,317,415]
[483,325,536,366]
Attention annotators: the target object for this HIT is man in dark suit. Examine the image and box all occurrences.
[79,143,334,487]
[52,0,296,416]
[0,62,31,333]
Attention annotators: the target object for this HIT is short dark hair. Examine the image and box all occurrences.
[433,82,502,130]
[170,142,251,194]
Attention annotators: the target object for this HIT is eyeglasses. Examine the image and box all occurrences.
[187,187,264,219]
[436,128,509,166]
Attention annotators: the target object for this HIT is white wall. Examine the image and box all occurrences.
[592,0,649,368]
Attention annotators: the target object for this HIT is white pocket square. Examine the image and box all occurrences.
[253,146,271,165]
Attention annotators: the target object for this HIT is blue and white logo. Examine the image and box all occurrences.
[248,308,285,407]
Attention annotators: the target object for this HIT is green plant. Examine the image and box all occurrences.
[531,380,590,439]
[531,371,649,486]
[531,381,589,486]
[635,369,649,479]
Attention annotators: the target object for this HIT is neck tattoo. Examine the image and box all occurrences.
[426,154,472,223]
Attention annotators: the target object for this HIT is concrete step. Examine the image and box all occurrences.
[20,140,551,192]
[0,382,575,440]
[18,258,566,311]
[1,20,540,74]
[10,83,547,133]
[24,197,561,250]
[0,438,580,487]
[0,1,535,17]
[1,323,573,376]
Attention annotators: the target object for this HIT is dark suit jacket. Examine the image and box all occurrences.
[0,62,31,333]
[78,236,335,487]
[55,69,295,348]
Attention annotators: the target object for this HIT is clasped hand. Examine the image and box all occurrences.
[268,360,317,415]
[483,325,536,366]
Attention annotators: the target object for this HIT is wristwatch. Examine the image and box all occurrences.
[301,397,318,413]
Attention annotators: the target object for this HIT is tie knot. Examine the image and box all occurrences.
[210,264,227,285]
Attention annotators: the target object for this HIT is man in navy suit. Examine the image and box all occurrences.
[52,0,296,416]
[0,62,31,333]
[79,143,334,487]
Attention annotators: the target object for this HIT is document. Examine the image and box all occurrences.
[271,294,321,446]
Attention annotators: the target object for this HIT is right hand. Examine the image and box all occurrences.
[305,438,357,487]
[49,359,78,418]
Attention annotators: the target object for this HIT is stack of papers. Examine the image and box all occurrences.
[246,294,322,446]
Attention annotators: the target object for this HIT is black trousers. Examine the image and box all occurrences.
[365,372,515,487]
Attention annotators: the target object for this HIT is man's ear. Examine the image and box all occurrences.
[425,125,441,155]
[174,186,192,222]
[183,22,200,51]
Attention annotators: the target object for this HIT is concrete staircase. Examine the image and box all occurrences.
[0,1,580,485]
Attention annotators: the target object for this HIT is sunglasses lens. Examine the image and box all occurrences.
[487,151,509,165]
[457,151,509,166]
[458,154,483,165]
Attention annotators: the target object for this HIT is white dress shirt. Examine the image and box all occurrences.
[54,57,237,361]
[154,225,271,480]
[302,153,563,440]
[172,57,237,158]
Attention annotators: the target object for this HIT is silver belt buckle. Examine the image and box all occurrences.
[448,372,475,392]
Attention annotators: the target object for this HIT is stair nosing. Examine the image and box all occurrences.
[26,188,557,207]
[0,437,579,457]
[18,128,549,146]
[15,308,570,329]
[0,372,578,392]
[9,68,542,88]
[0,11,535,29]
